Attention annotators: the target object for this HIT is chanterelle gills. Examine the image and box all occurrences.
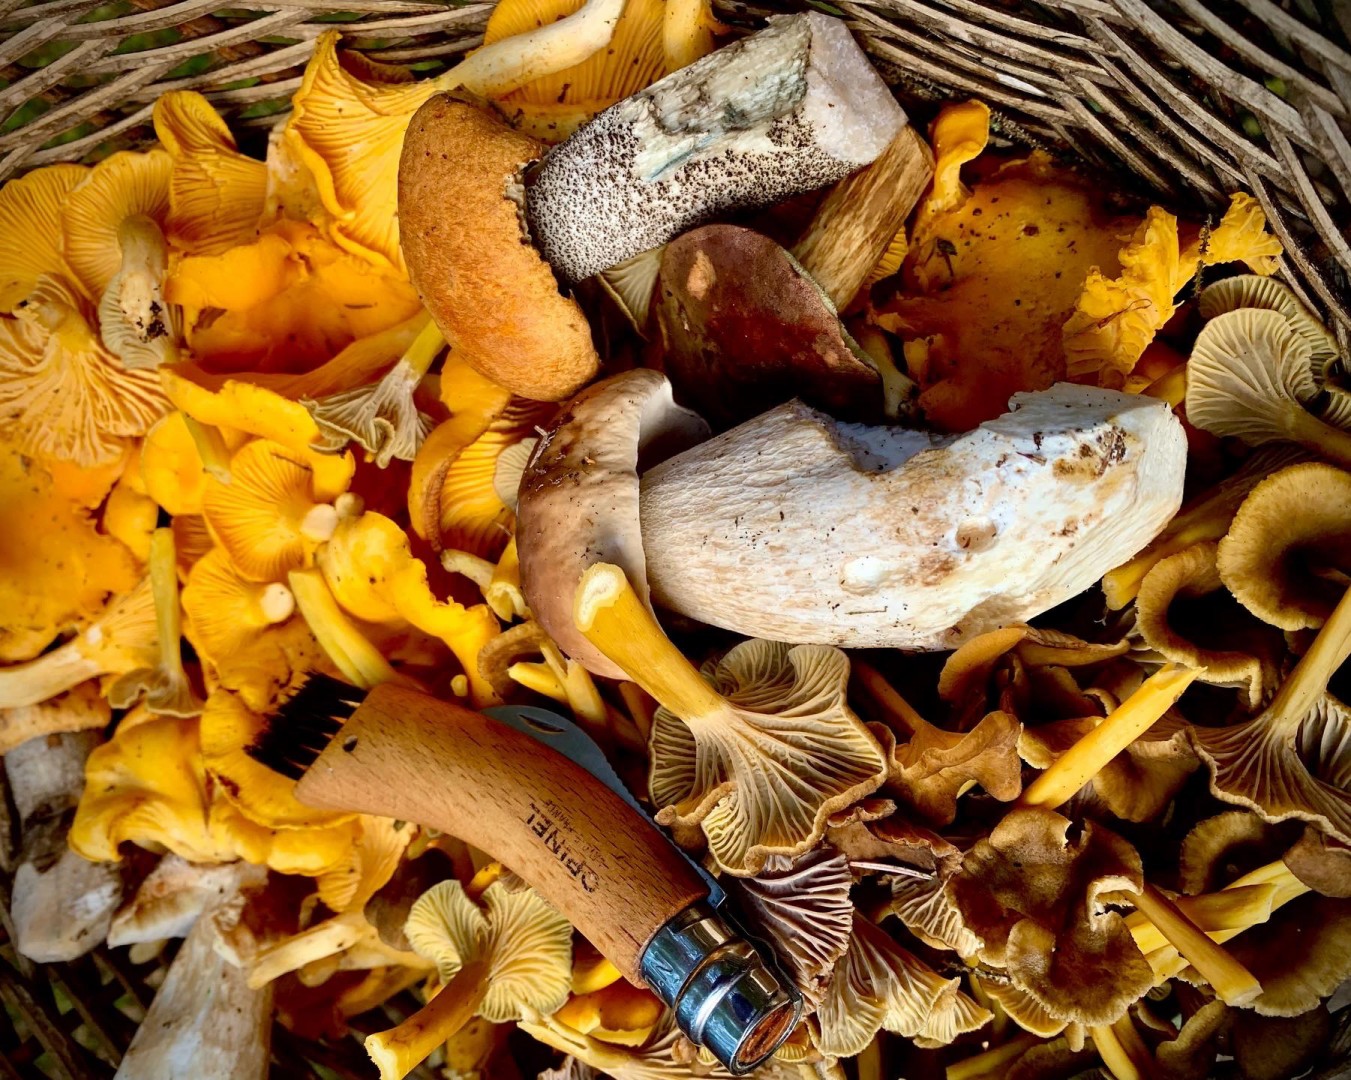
[637,383,1185,649]
[524,11,908,283]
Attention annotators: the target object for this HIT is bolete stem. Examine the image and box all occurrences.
[574,563,724,720]
[1018,664,1196,809]
[1131,883,1261,1006]
[365,958,491,1080]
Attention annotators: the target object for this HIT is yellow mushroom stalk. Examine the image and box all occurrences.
[288,568,402,690]
[305,317,442,468]
[98,213,180,370]
[365,880,571,1080]
[1129,883,1261,1006]
[366,957,492,1080]
[944,1033,1042,1080]
[108,527,202,717]
[1090,1012,1154,1080]
[181,415,232,482]
[0,580,157,708]
[1018,664,1197,810]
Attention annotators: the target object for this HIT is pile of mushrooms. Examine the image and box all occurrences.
[0,3,1348,1080]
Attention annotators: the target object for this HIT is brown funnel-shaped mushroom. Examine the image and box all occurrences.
[656,225,887,431]
[516,370,709,679]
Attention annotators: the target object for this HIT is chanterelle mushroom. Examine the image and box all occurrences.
[524,12,908,283]
[638,383,1185,648]
[516,369,708,679]
[364,879,572,1080]
[574,570,887,874]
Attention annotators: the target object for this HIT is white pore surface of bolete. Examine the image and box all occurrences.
[638,384,1186,649]
[524,12,907,284]
[517,369,709,679]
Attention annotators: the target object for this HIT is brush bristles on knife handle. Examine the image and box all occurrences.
[291,682,707,983]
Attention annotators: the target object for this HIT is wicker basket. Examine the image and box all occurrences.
[1,0,1349,1075]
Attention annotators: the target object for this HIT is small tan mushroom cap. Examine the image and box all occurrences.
[1216,462,1351,630]
[398,95,599,402]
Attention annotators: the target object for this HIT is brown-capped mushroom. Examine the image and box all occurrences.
[638,383,1186,649]
[1198,274,1338,378]
[1135,540,1285,706]
[516,369,708,679]
[398,96,599,401]
[524,12,908,284]
[655,224,888,431]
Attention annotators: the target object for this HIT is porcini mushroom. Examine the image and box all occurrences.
[637,383,1185,649]
[364,879,572,1080]
[655,225,887,431]
[516,369,708,678]
[108,855,268,947]
[398,96,599,401]
[575,574,887,874]
[524,12,908,284]
[1185,308,1351,467]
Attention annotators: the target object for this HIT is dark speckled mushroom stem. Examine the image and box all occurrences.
[524,11,908,284]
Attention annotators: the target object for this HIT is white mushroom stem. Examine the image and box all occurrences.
[525,12,908,283]
[7,732,122,962]
[114,904,272,1080]
[638,384,1187,649]
[445,0,626,97]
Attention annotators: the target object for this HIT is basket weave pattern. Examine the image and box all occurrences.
[1,0,1349,1075]
[0,0,1348,337]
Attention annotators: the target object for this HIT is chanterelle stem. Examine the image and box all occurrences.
[573,562,724,721]
[1267,584,1351,731]
[365,957,492,1080]
[1131,883,1261,1007]
[1018,665,1196,810]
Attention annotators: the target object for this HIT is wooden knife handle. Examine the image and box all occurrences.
[293,683,708,984]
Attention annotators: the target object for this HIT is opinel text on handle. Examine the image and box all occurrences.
[292,683,709,984]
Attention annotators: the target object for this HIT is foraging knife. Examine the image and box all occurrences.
[249,675,801,1073]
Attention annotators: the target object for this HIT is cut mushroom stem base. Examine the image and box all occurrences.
[1130,883,1262,1006]
[365,958,492,1080]
[1018,665,1197,810]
